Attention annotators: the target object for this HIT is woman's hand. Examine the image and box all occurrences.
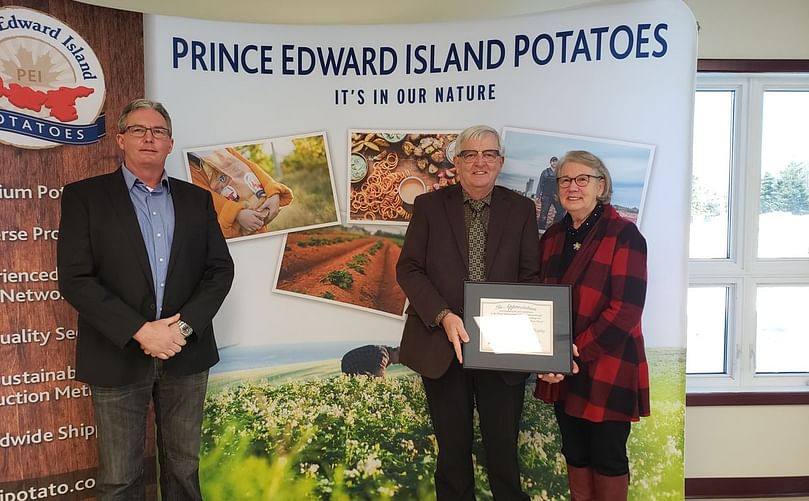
[538,344,580,383]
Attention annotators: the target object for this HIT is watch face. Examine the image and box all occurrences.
[180,322,192,337]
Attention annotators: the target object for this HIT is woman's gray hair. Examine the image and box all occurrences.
[117,99,173,136]
[455,125,504,157]
[556,150,613,204]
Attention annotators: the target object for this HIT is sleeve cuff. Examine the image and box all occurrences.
[433,308,452,327]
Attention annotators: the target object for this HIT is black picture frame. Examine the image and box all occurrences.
[462,281,573,374]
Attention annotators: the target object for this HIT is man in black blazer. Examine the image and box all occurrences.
[397,125,540,500]
[57,99,234,501]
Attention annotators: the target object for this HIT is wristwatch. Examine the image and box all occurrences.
[177,320,194,338]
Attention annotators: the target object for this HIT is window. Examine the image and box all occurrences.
[687,72,809,392]
[685,285,731,374]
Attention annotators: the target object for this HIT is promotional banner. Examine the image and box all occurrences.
[145,0,695,498]
[0,1,144,499]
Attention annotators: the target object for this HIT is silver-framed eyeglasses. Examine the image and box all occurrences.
[124,125,172,139]
[556,174,604,188]
[458,149,501,163]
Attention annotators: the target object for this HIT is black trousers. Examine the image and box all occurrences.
[554,402,632,476]
[422,360,529,501]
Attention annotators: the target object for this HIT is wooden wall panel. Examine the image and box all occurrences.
[0,0,145,496]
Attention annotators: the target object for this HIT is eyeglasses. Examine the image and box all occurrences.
[123,125,171,139]
[458,149,501,163]
[556,174,604,188]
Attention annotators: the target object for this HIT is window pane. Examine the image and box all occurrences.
[686,286,729,374]
[690,91,733,259]
[756,286,809,373]
[758,91,809,258]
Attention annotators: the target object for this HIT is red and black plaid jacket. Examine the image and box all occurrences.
[535,204,650,422]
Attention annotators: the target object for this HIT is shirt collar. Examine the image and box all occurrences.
[462,189,492,206]
[565,202,604,237]
[122,164,170,193]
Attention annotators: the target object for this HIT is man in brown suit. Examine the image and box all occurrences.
[396,125,540,500]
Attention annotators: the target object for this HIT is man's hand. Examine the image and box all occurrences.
[440,312,470,364]
[538,343,580,384]
[133,313,186,360]
[256,194,281,224]
[236,209,265,232]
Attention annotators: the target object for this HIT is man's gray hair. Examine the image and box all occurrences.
[117,99,172,136]
[455,125,504,157]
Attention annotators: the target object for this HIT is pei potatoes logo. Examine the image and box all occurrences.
[0,7,106,149]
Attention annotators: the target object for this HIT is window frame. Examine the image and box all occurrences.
[687,61,809,396]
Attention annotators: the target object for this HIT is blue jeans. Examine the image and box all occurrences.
[91,362,209,501]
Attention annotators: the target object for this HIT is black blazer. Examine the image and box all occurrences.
[396,184,540,382]
[57,168,234,386]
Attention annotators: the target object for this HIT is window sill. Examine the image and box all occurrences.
[686,391,809,406]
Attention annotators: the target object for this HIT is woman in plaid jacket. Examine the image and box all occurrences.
[535,150,650,501]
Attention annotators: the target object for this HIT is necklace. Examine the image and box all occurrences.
[567,204,603,253]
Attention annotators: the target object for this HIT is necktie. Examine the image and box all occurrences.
[468,200,486,281]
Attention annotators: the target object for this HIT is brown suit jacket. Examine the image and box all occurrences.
[396,184,540,382]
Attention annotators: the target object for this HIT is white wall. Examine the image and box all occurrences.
[686,0,809,59]
[684,0,809,481]
[685,405,809,478]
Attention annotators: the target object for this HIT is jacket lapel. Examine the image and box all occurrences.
[165,178,186,281]
[541,227,566,284]
[106,168,155,294]
[444,185,468,272]
[560,205,613,285]
[484,186,510,277]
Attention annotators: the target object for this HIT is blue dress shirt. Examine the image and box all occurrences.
[121,165,176,319]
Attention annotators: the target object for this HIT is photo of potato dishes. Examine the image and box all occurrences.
[348,130,459,224]
[273,225,407,318]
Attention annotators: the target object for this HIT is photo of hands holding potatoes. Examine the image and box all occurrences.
[348,130,459,224]
[185,133,341,241]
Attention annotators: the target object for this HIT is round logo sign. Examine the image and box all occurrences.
[0,7,106,149]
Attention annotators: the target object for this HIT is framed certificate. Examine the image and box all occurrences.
[462,281,573,374]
